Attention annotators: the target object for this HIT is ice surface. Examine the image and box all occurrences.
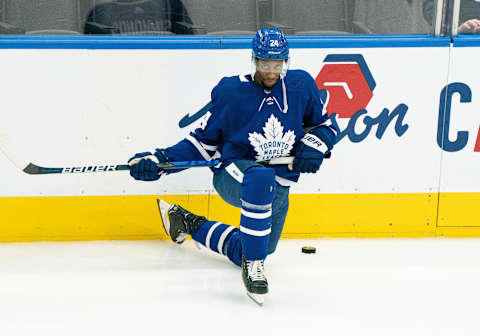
[0,238,479,336]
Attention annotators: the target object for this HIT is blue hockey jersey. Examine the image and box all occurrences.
[164,69,336,186]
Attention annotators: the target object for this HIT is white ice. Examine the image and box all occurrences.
[1,238,480,336]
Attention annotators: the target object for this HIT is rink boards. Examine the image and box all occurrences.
[0,35,479,241]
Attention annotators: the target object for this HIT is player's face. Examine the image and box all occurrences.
[254,59,284,89]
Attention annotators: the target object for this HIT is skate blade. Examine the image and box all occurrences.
[157,199,172,236]
[246,291,266,306]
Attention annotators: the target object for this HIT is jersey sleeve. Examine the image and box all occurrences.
[163,78,228,167]
[302,72,339,146]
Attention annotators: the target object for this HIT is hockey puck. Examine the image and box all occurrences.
[301,246,316,254]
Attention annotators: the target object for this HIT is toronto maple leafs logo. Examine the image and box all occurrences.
[248,114,296,161]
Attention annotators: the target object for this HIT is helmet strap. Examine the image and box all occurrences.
[280,58,290,78]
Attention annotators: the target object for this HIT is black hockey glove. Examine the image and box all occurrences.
[292,126,335,174]
[128,149,168,181]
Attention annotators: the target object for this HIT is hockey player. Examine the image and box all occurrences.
[128,28,337,305]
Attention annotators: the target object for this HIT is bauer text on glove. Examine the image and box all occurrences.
[292,126,335,174]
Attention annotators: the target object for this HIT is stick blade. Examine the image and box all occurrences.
[23,163,41,174]
[0,133,29,171]
[22,163,63,175]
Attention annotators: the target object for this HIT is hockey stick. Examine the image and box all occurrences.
[0,133,330,175]
[0,133,295,175]
[20,157,294,175]
[22,160,217,175]
[0,133,229,175]
[0,123,330,175]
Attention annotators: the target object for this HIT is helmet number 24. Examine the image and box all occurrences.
[270,40,280,47]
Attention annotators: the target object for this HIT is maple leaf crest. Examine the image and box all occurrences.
[248,114,296,161]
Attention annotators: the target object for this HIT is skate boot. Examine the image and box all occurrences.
[157,199,207,244]
[242,257,268,306]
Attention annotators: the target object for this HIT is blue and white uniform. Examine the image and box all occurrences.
[165,70,334,187]
[129,28,337,268]
[158,69,335,266]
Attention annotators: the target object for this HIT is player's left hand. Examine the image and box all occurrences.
[292,126,334,174]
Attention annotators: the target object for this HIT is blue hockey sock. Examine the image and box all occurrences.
[224,231,242,266]
[239,167,275,260]
[191,220,238,257]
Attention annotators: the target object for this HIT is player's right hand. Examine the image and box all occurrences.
[128,150,166,181]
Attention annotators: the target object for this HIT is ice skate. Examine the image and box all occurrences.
[157,199,207,244]
[242,257,268,306]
